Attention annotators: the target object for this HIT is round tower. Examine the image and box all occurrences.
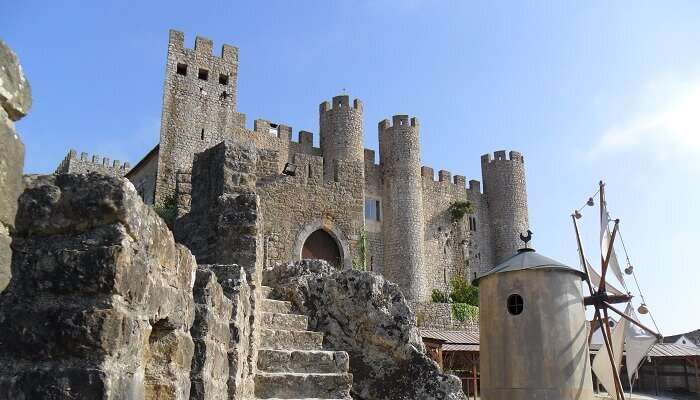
[473,248,593,400]
[481,150,529,265]
[319,95,364,182]
[379,115,428,301]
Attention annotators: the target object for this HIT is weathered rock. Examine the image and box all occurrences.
[0,40,32,121]
[0,173,196,399]
[175,140,263,284]
[190,267,233,400]
[0,40,29,293]
[206,264,256,400]
[264,260,467,400]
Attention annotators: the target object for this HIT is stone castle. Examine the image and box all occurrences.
[56,29,530,302]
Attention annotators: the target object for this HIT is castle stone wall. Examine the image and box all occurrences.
[55,30,532,307]
[379,115,428,301]
[127,146,158,205]
[257,151,364,270]
[481,151,529,264]
[319,96,364,183]
[155,30,245,204]
[55,149,130,177]
[412,302,479,331]
[421,172,491,294]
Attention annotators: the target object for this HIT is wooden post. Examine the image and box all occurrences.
[472,357,478,400]
[685,358,690,393]
[654,358,659,395]
[691,357,699,399]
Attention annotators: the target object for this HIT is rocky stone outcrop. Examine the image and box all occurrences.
[0,40,32,120]
[175,140,262,283]
[0,174,196,399]
[207,264,256,399]
[0,39,30,292]
[263,260,467,400]
[190,267,233,400]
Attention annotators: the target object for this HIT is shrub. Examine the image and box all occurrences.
[155,194,178,228]
[431,289,450,303]
[449,277,479,306]
[448,200,474,222]
[452,303,479,322]
[352,230,369,271]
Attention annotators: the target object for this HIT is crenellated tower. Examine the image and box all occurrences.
[379,115,428,301]
[481,150,529,264]
[155,29,245,204]
[319,95,364,182]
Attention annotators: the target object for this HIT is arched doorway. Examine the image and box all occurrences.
[301,229,341,267]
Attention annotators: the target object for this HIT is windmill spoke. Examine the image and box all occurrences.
[601,306,625,400]
[599,220,619,294]
[593,306,622,399]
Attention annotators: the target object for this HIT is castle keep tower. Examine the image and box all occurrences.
[155,30,244,204]
[319,95,365,182]
[379,115,428,301]
[482,150,529,264]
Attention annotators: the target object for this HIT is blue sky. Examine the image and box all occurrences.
[3,1,699,334]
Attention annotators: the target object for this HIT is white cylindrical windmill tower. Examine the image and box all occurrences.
[473,246,594,400]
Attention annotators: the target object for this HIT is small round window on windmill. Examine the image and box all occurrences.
[507,294,524,315]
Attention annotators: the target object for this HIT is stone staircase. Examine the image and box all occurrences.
[254,286,353,399]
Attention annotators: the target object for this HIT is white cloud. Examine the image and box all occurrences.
[589,78,700,159]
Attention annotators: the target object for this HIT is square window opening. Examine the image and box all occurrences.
[198,68,209,81]
[176,63,188,76]
[365,199,381,221]
[219,73,229,85]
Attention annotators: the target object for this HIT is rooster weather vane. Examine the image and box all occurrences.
[519,229,533,248]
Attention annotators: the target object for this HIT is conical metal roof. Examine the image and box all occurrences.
[472,248,586,286]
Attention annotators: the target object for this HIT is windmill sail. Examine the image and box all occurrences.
[625,307,658,382]
[592,307,630,397]
[585,258,625,296]
[600,205,628,290]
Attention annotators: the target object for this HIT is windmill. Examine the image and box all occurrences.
[571,181,662,400]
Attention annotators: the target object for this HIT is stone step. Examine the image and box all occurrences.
[257,349,349,374]
[260,285,273,299]
[254,372,352,399]
[261,312,308,331]
[261,299,293,314]
[260,328,324,351]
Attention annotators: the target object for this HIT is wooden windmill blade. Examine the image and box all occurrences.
[572,181,662,400]
[572,212,626,400]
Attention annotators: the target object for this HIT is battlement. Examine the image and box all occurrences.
[419,165,481,193]
[299,131,313,147]
[56,149,131,175]
[168,29,238,62]
[319,95,363,113]
[364,149,376,164]
[468,179,481,193]
[253,119,292,141]
[481,150,524,165]
[379,115,419,130]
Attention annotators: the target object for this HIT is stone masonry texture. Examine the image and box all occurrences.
[55,148,131,176]
[0,174,196,399]
[0,39,30,292]
[60,29,530,302]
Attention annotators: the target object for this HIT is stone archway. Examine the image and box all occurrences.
[302,229,342,267]
[293,220,351,269]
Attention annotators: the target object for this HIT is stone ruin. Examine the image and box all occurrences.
[0,40,466,399]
